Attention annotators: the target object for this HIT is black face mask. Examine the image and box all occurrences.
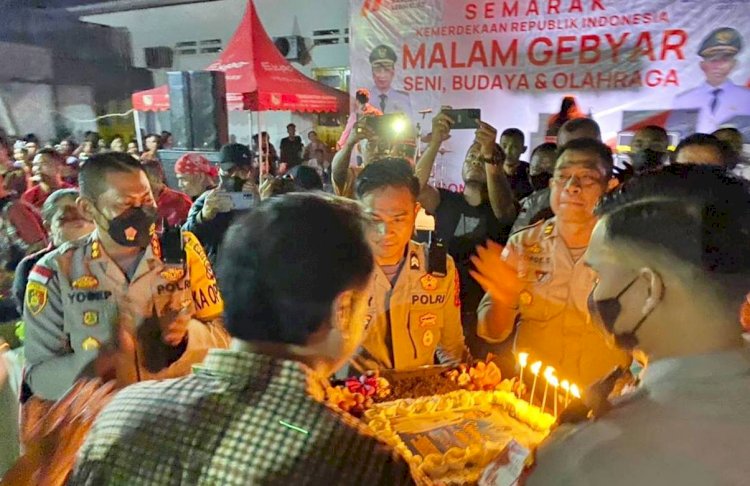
[529,173,552,192]
[631,149,666,172]
[588,277,654,350]
[99,206,158,248]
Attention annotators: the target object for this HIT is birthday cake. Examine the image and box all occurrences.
[363,386,554,485]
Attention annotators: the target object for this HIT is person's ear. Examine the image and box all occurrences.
[639,267,664,316]
[414,201,422,217]
[607,177,619,192]
[77,196,97,223]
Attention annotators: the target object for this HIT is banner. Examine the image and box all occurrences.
[350,0,750,189]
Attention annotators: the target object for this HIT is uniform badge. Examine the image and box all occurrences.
[529,244,542,254]
[364,314,373,329]
[124,227,138,242]
[72,275,98,289]
[25,282,48,315]
[91,240,101,259]
[422,330,434,347]
[420,274,438,291]
[410,252,420,270]
[83,311,99,326]
[81,337,100,351]
[161,268,185,282]
[543,222,554,237]
[536,271,549,283]
[520,290,533,306]
[419,313,437,328]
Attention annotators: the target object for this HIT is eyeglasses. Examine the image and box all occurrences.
[551,173,603,188]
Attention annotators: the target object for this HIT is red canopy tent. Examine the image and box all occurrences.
[131,0,348,113]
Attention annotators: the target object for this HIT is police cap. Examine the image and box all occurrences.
[699,27,742,57]
[369,45,397,65]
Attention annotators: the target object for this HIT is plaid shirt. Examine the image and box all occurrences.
[68,349,420,486]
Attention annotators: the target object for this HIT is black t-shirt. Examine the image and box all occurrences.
[433,189,510,315]
[279,136,304,167]
[506,162,534,201]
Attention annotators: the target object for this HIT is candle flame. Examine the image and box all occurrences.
[530,361,542,375]
[543,366,555,381]
[560,380,570,392]
[518,352,529,367]
[571,384,581,399]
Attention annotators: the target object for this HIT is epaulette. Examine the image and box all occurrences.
[509,218,545,238]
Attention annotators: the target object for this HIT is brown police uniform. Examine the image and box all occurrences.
[23,230,229,400]
[351,240,467,373]
[477,219,630,387]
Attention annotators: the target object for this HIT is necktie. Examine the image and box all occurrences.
[710,88,723,115]
[379,94,387,113]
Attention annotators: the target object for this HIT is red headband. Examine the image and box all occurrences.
[174,153,218,178]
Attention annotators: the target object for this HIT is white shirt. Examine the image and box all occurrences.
[368,86,414,121]
[673,80,750,134]
[527,348,750,486]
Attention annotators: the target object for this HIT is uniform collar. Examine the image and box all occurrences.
[641,348,750,389]
[89,228,159,282]
[701,80,734,93]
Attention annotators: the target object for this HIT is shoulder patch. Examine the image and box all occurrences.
[25,281,48,315]
[509,218,546,238]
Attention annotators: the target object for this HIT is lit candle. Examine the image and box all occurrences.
[541,366,555,412]
[571,384,581,400]
[529,361,542,406]
[548,374,560,418]
[561,380,571,407]
[518,352,529,386]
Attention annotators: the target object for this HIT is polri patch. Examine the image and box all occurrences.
[26,281,48,315]
[420,274,438,291]
[83,311,99,326]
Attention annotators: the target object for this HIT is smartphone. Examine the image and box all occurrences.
[360,112,412,139]
[228,191,253,210]
[442,108,481,129]
[160,223,185,265]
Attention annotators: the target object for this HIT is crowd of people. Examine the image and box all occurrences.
[0,99,748,485]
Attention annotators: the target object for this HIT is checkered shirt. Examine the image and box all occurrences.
[68,349,422,486]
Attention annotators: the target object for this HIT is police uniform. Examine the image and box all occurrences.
[368,45,414,119]
[477,219,630,387]
[527,349,750,485]
[672,27,750,134]
[23,230,230,401]
[351,240,467,372]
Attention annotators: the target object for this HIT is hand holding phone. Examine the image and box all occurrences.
[441,108,481,129]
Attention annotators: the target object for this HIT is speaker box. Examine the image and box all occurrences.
[188,71,228,151]
[167,71,193,150]
[145,46,173,69]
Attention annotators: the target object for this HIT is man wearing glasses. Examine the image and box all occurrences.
[472,139,630,388]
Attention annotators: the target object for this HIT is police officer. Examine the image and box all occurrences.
[672,27,750,134]
[473,139,630,388]
[526,166,750,485]
[368,44,414,120]
[350,159,467,373]
[24,153,229,401]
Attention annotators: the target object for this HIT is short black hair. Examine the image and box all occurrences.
[560,118,602,140]
[501,128,525,145]
[355,88,370,105]
[675,133,735,167]
[596,164,750,301]
[217,193,374,345]
[531,142,557,160]
[79,152,145,201]
[287,123,296,129]
[36,147,62,163]
[41,188,79,223]
[24,133,40,145]
[355,158,420,200]
[288,165,323,191]
[142,160,166,184]
[636,125,669,142]
[557,138,614,178]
